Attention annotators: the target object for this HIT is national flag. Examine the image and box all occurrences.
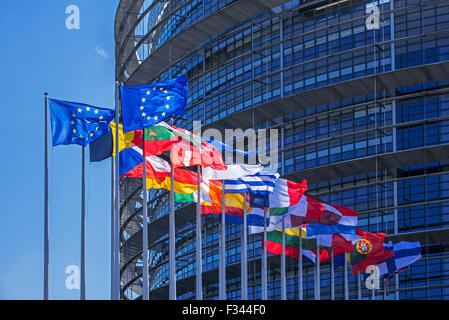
[350,229,395,275]
[269,178,308,208]
[153,122,226,170]
[122,147,198,195]
[205,137,255,162]
[289,195,358,227]
[120,77,188,132]
[223,170,280,195]
[143,124,178,156]
[202,164,263,181]
[375,241,422,276]
[89,122,142,162]
[49,99,115,147]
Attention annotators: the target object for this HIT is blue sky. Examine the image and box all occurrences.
[0,0,120,299]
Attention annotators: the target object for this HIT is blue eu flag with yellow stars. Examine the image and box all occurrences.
[49,99,116,147]
[120,76,188,133]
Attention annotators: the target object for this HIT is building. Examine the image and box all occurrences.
[114,0,449,300]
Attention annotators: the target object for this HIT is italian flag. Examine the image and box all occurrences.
[269,179,307,209]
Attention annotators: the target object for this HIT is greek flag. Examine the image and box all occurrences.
[223,170,280,195]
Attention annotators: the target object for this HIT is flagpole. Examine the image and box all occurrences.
[344,252,349,300]
[357,271,362,300]
[169,166,176,300]
[241,192,248,300]
[298,233,303,300]
[196,166,202,300]
[331,247,335,300]
[316,237,320,300]
[219,183,226,299]
[142,138,149,300]
[261,207,267,300]
[80,146,86,300]
[111,156,115,300]
[281,215,286,300]
[43,93,49,300]
[114,81,121,300]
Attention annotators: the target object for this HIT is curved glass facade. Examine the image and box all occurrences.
[116,0,449,300]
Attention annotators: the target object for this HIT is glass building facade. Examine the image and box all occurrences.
[115,0,449,300]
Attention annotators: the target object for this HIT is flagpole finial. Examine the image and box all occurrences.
[44,93,48,96]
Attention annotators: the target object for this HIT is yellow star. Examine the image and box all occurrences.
[72,129,77,134]
[72,113,76,117]
[94,110,99,114]
[153,87,156,90]
[165,105,170,109]
[154,116,158,121]
[79,135,83,139]
[95,127,99,131]
[71,121,74,125]
[90,133,94,137]
[146,91,150,95]
[147,116,151,120]
[140,106,144,110]
[77,108,82,113]
[86,107,91,111]
[164,90,168,94]
[142,112,146,117]
[160,87,163,90]
[141,98,146,103]
[166,96,171,101]
[162,112,166,116]
[99,116,103,120]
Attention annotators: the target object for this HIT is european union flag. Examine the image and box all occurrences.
[49,99,116,147]
[120,76,188,133]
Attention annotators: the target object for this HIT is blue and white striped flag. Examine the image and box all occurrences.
[376,241,422,276]
[224,170,280,195]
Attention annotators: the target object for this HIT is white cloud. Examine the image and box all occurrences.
[95,45,109,59]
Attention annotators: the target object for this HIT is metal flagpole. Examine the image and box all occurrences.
[316,237,320,300]
[331,247,335,300]
[219,184,226,299]
[281,215,286,300]
[196,166,202,300]
[261,207,267,300]
[169,166,176,300]
[81,146,86,300]
[111,157,115,300]
[241,193,248,299]
[44,93,49,300]
[344,252,349,300]
[114,81,121,300]
[357,271,362,300]
[298,233,303,300]
[142,140,149,300]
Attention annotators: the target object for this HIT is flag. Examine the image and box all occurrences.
[89,122,142,162]
[202,164,263,181]
[350,229,395,275]
[111,122,143,156]
[269,179,308,207]
[153,122,226,170]
[122,147,198,195]
[376,241,422,276]
[90,132,113,162]
[120,77,188,132]
[143,124,178,156]
[205,137,255,162]
[223,170,280,195]
[49,99,115,147]
[289,195,358,227]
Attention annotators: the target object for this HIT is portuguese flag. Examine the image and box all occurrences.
[349,229,395,275]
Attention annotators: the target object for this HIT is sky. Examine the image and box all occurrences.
[0,0,120,299]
